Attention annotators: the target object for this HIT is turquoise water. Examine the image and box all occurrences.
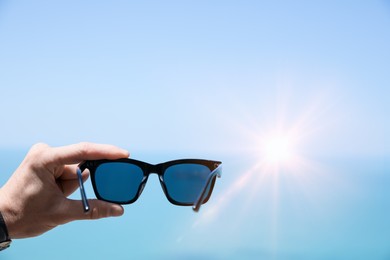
[0,149,389,259]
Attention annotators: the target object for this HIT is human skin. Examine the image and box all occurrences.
[0,142,129,239]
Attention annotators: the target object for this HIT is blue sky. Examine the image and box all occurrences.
[0,0,388,157]
[0,1,389,259]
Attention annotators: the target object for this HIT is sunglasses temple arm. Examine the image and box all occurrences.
[77,168,90,212]
[192,181,210,212]
[192,165,222,212]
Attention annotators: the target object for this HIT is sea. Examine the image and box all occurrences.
[0,149,389,259]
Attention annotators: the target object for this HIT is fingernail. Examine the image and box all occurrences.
[110,204,124,217]
[121,149,130,157]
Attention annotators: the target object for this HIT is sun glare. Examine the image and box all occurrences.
[264,136,292,164]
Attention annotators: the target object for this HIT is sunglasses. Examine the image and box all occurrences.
[77,158,222,212]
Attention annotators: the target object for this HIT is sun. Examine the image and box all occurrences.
[264,135,293,164]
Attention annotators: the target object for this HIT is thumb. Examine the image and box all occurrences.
[62,199,124,222]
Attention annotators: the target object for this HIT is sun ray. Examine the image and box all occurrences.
[189,83,352,260]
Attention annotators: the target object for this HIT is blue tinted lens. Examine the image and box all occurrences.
[94,162,144,203]
[164,164,211,204]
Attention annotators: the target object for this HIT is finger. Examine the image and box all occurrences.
[60,165,87,180]
[61,199,124,223]
[49,142,129,165]
[55,165,89,196]
[59,170,89,197]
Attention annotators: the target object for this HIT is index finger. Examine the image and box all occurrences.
[49,142,130,165]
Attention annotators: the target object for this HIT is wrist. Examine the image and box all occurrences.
[0,188,17,240]
[0,210,11,251]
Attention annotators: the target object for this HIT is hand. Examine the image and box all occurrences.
[0,142,129,239]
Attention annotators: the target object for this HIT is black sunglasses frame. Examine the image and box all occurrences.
[78,158,222,212]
